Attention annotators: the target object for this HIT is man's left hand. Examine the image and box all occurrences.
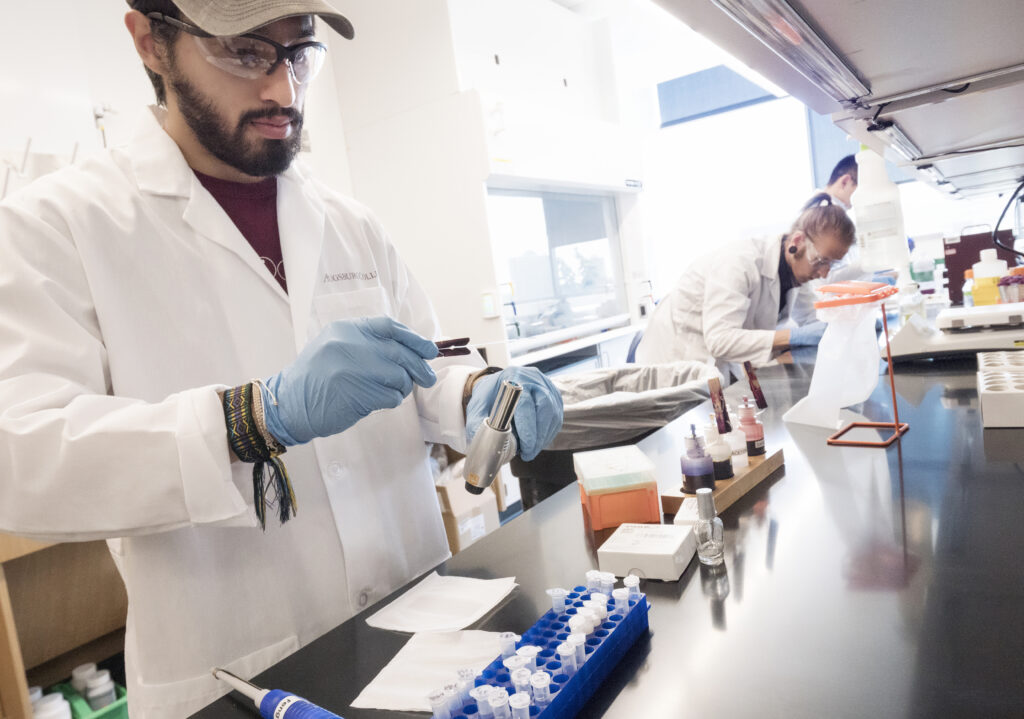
[466,367,564,461]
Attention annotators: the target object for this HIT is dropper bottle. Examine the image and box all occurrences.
[703,413,734,481]
[737,396,766,457]
[695,487,725,566]
[681,423,715,493]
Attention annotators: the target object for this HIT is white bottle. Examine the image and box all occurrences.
[972,248,1007,280]
[961,270,974,307]
[70,663,97,695]
[703,415,734,481]
[899,283,926,324]
[851,146,909,280]
[85,669,117,711]
[723,422,749,471]
[909,246,936,294]
[32,694,71,719]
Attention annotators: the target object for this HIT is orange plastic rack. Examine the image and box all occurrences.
[813,281,908,448]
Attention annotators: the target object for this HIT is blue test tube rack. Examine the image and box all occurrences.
[461,586,650,719]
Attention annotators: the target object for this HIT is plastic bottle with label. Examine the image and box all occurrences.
[972,249,1008,306]
[851,146,910,281]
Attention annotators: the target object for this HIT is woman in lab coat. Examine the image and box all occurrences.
[0,3,562,717]
[635,202,855,376]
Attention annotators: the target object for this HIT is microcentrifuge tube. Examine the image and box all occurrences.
[584,600,607,621]
[590,591,609,608]
[470,686,495,718]
[567,615,588,636]
[568,632,587,665]
[488,692,511,719]
[428,689,452,719]
[511,667,532,696]
[443,684,460,715]
[578,608,599,633]
[516,645,541,672]
[612,587,629,612]
[498,631,521,659]
[556,642,577,676]
[545,587,569,614]
[585,569,602,593]
[502,654,528,674]
[509,692,531,719]
[529,672,552,706]
[624,574,641,599]
[599,571,616,595]
[456,668,475,706]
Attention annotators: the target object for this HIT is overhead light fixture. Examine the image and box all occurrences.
[866,121,922,162]
[710,0,869,104]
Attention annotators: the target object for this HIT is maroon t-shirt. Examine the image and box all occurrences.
[195,171,287,292]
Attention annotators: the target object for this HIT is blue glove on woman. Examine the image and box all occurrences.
[466,367,564,461]
[262,317,439,446]
[789,320,827,347]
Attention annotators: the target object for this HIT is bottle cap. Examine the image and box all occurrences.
[696,487,717,520]
[509,692,531,709]
[86,670,112,691]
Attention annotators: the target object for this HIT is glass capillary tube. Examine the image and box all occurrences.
[498,632,520,659]
[612,587,629,613]
[545,587,569,614]
[624,574,640,599]
[489,692,511,719]
[556,642,577,676]
[470,686,495,718]
[530,672,552,706]
[511,667,532,696]
[568,632,587,665]
[508,692,531,719]
[428,689,452,719]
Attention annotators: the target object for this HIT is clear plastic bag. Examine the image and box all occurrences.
[783,302,881,429]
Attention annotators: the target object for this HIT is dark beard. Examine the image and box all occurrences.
[166,69,303,178]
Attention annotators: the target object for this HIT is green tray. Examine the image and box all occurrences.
[51,682,127,719]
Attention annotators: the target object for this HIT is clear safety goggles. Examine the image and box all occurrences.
[804,234,846,275]
[147,13,327,85]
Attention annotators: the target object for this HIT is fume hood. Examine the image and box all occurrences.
[655,0,1024,198]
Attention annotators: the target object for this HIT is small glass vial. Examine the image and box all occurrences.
[680,424,715,493]
[694,487,725,566]
[703,416,734,481]
[737,397,766,457]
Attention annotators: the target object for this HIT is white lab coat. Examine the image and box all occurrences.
[635,235,784,376]
[0,108,479,718]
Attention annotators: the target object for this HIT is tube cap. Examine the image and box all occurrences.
[696,487,717,520]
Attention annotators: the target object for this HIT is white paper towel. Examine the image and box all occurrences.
[365,572,517,633]
[350,630,501,712]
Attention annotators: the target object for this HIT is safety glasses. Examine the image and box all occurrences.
[804,233,846,275]
[147,13,327,85]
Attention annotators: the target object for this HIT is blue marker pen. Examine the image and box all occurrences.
[212,667,344,719]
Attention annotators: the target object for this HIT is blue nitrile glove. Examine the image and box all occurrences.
[789,320,827,347]
[262,317,439,446]
[466,367,564,461]
[872,271,898,286]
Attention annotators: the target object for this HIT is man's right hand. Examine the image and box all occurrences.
[261,317,439,446]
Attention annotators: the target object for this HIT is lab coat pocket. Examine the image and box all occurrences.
[312,285,393,326]
[134,634,299,719]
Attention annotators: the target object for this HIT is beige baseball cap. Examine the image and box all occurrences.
[129,0,354,39]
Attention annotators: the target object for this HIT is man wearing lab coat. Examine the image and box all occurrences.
[635,203,856,377]
[0,2,562,716]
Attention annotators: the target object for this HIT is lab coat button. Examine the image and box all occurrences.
[327,461,344,478]
[357,590,370,607]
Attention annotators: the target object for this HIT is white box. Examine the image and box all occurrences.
[672,497,700,527]
[597,523,696,582]
[977,351,1024,427]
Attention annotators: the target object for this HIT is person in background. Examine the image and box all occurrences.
[635,203,856,378]
[786,154,864,326]
[0,2,562,716]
